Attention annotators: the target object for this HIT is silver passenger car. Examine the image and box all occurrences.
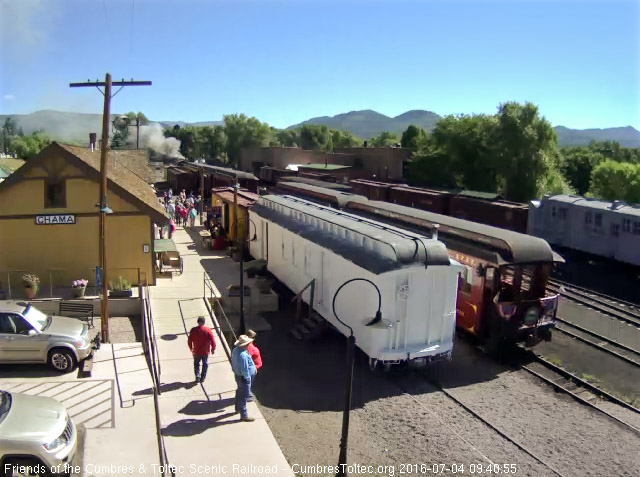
[0,302,99,372]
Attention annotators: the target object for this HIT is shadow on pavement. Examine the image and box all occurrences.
[179,398,235,415]
[161,412,238,436]
[132,381,199,396]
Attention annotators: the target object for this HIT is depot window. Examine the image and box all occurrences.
[45,180,66,208]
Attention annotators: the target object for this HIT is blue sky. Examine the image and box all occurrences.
[0,0,638,129]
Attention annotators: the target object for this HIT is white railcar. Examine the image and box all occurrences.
[528,195,640,266]
[248,195,461,365]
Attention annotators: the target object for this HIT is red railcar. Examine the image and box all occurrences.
[349,179,395,201]
[449,194,529,233]
[344,200,563,346]
[275,181,364,209]
[389,185,451,215]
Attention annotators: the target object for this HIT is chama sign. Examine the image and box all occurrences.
[35,214,76,225]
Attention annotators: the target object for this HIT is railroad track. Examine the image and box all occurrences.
[391,373,568,477]
[548,279,640,327]
[552,317,640,367]
[518,348,640,436]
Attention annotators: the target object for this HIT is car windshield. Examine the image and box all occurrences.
[0,391,11,425]
[22,305,48,331]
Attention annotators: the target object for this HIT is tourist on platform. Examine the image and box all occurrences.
[231,335,256,422]
[180,206,189,226]
[189,205,198,228]
[168,218,176,239]
[175,203,182,226]
[187,316,216,383]
[167,200,176,220]
[245,330,262,402]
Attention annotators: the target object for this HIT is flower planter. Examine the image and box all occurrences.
[24,286,37,299]
[73,286,86,298]
[109,289,133,298]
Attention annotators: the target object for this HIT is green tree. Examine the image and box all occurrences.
[559,147,603,195]
[369,131,399,147]
[12,132,52,159]
[223,114,271,166]
[494,102,557,202]
[589,160,640,203]
[275,129,299,147]
[430,114,499,192]
[406,136,457,188]
[126,111,150,125]
[400,125,427,150]
[331,129,361,149]
[298,125,332,150]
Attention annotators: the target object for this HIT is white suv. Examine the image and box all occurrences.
[0,302,99,372]
[0,390,77,477]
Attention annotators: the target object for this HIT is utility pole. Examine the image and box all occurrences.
[136,116,140,149]
[70,74,151,343]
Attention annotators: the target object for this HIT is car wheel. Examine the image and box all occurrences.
[2,458,48,477]
[48,348,77,373]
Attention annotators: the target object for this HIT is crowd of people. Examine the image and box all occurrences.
[162,188,202,235]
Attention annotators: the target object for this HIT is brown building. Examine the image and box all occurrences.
[240,146,410,182]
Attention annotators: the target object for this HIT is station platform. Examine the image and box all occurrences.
[149,227,293,477]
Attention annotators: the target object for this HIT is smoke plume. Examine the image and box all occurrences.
[140,123,184,159]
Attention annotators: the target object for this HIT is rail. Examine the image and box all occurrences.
[140,284,172,477]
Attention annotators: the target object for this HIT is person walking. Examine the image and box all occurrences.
[245,330,262,402]
[189,205,198,228]
[187,316,216,383]
[231,335,256,422]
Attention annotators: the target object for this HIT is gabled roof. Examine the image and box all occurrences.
[0,142,168,224]
[212,187,259,208]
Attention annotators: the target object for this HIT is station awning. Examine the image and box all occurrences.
[154,239,177,253]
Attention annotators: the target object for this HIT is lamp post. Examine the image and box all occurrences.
[332,278,383,477]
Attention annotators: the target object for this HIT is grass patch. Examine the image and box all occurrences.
[548,356,563,367]
[580,373,600,384]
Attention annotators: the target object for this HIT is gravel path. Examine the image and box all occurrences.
[252,307,640,477]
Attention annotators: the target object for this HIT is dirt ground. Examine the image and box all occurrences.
[250,306,640,477]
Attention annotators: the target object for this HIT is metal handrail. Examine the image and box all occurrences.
[203,273,238,345]
[140,285,172,477]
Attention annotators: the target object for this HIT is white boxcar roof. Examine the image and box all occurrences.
[252,195,451,274]
[536,195,640,217]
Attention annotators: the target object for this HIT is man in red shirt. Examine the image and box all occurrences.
[245,330,262,401]
[245,330,262,370]
[187,316,216,383]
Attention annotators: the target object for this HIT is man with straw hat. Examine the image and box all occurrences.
[231,334,256,422]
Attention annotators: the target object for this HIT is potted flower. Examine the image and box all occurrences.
[72,279,89,298]
[22,274,39,299]
[108,276,132,298]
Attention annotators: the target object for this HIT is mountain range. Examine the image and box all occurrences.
[2,109,639,148]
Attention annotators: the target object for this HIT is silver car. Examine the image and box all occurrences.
[0,390,77,477]
[0,302,99,373]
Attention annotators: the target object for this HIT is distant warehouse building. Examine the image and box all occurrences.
[0,142,169,293]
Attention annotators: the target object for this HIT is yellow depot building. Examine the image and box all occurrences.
[0,142,168,294]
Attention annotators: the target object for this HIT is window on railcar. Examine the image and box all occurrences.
[610,223,620,237]
[594,213,603,227]
[458,265,474,294]
[585,211,593,224]
[558,208,568,220]
[634,221,640,235]
[622,218,631,233]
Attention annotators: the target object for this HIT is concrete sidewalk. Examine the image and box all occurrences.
[150,226,293,477]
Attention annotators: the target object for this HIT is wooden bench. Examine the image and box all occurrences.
[59,302,94,329]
